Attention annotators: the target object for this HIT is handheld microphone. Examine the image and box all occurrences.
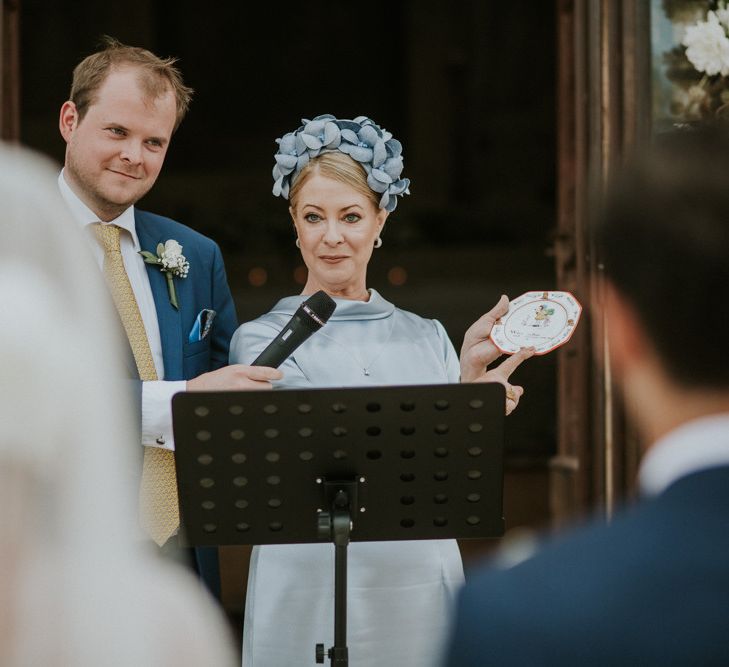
[252,290,336,368]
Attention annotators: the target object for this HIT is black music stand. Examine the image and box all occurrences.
[172,382,505,667]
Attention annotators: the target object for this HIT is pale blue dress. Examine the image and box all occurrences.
[229,289,465,667]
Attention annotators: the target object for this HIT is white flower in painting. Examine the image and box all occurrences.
[683,11,729,76]
[717,1,729,31]
[717,9,729,30]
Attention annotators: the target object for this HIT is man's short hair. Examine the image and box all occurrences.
[69,36,193,132]
[598,125,729,389]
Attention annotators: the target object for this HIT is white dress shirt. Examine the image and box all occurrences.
[639,412,729,496]
[58,170,184,450]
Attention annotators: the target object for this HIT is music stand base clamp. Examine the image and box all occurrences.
[316,645,349,665]
[316,479,358,666]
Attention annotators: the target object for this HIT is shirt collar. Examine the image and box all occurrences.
[58,169,139,250]
[639,412,729,497]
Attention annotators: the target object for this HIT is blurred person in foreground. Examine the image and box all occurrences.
[444,126,729,666]
[57,37,280,594]
[0,144,236,665]
[230,114,534,667]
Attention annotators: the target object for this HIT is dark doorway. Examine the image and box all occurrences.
[21,0,556,567]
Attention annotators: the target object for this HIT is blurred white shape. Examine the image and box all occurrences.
[0,144,235,666]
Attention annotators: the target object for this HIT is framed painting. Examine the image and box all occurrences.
[652,0,729,130]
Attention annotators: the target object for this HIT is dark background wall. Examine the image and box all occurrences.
[21,0,557,541]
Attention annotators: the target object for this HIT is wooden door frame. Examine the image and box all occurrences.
[553,0,650,524]
[1,0,20,142]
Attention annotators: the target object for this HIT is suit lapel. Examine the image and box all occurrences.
[135,211,183,380]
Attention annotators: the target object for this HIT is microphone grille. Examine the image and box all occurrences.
[303,290,336,323]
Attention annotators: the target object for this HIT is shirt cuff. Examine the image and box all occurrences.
[142,380,187,451]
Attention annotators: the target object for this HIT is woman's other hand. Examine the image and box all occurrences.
[460,295,535,415]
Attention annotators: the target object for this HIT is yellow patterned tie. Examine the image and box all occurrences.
[92,223,179,546]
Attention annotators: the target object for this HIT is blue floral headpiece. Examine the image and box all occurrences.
[272,114,411,212]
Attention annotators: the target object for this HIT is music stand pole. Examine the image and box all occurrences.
[316,480,357,665]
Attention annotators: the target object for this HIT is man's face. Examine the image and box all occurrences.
[59,66,177,221]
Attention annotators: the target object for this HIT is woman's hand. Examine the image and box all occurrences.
[460,295,535,415]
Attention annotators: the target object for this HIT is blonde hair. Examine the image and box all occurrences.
[289,152,380,210]
[70,36,193,132]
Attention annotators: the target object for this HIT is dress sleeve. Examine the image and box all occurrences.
[229,319,311,388]
[432,319,461,383]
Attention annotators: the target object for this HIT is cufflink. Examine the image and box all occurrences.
[156,436,166,446]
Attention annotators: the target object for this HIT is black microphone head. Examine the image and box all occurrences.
[298,290,336,329]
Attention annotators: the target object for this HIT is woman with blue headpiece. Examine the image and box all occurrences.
[230,114,534,666]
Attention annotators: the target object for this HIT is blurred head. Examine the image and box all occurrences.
[59,38,192,221]
[289,153,388,299]
[1,143,236,667]
[598,125,729,395]
[0,142,136,662]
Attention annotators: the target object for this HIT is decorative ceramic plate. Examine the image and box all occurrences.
[489,291,582,355]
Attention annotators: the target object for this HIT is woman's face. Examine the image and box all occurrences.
[290,172,387,299]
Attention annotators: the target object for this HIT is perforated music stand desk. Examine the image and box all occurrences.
[172,383,505,666]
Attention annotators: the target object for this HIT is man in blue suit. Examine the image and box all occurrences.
[445,127,729,666]
[57,38,281,598]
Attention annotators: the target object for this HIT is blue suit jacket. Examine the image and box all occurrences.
[445,466,729,666]
[135,209,238,599]
[135,209,237,381]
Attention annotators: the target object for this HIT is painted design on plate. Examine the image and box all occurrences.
[489,291,582,355]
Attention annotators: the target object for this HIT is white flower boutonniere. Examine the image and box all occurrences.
[139,240,190,310]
